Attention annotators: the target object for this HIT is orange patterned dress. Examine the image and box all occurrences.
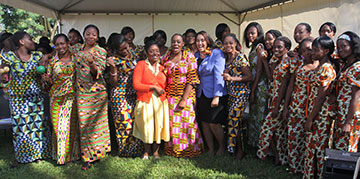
[303,62,336,179]
[287,60,314,173]
[257,56,297,165]
[334,61,360,152]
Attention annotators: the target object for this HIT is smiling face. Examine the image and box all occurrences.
[264,33,276,51]
[171,35,184,54]
[223,36,237,54]
[185,32,196,46]
[247,26,258,43]
[124,32,134,44]
[68,32,80,46]
[84,27,98,46]
[311,44,328,60]
[319,25,335,39]
[196,34,208,52]
[273,40,288,59]
[117,42,130,58]
[294,25,310,44]
[147,44,160,64]
[337,39,352,60]
[54,36,70,56]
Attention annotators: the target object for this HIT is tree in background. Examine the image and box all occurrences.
[0,4,56,42]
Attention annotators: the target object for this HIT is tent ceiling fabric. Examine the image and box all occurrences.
[3,0,287,15]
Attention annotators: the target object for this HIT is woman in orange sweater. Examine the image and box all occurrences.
[132,40,170,159]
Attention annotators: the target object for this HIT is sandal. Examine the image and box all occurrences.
[142,154,149,160]
[81,162,92,171]
[153,154,160,159]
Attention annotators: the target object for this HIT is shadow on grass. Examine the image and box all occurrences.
[189,147,301,179]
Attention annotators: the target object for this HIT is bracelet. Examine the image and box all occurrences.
[110,71,117,76]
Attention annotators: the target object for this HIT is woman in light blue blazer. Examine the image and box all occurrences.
[195,31,227,155]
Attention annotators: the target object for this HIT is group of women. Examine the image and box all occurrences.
[0,21,359,178]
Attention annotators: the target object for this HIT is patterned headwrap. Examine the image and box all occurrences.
[338,34,351,42]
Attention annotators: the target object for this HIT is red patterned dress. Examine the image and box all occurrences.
[162,50,204,158]
[334,61,360,152]
[303,62,336,179]
[257,56,297,165]
[109,55,144,157]
[287,60,314,173]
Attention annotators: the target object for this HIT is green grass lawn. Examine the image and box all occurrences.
[0,130,301,179]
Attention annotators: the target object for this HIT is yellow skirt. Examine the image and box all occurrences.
[133,92,170,144]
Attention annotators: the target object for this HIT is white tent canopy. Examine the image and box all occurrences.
[1,0,359,52]
[0,0,289,17]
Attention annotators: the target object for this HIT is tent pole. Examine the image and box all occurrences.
[218,13,239,26]
[152,14,155,33]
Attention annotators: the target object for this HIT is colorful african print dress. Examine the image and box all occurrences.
[47,53,79,164]
[303,62,336,179]
[334,61,360,152]
[162,50,204,158]
[109,56,144,157]
[1,51,51,163]
[130,45,144,59]
[226,53,250,153]
[287,60,314,173]
[248,48,269,147]
[257,56,297,165]
[74,44,111,162]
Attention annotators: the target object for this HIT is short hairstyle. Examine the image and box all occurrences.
[68,28,83,43]
[215,23,229,40]
[266,29,282,39]
[83,24,100,37]
[144,39,159,52]
[297,22,312,33]
[274,36,292,50]
[39,36,50,45]
[153,30,167,43]
[184,28,196,36]
[223,33,241,52]
[0,32,13,50]
[171,33,184,42]
[121,26,135,37]
[319,22,336,34]
[299,37,314,50]
[107,32,119,48]
[52,33,69,44]
[36,43,53,54]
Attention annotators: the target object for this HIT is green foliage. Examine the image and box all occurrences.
[0,131,300,179]
[0,4,55,42]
